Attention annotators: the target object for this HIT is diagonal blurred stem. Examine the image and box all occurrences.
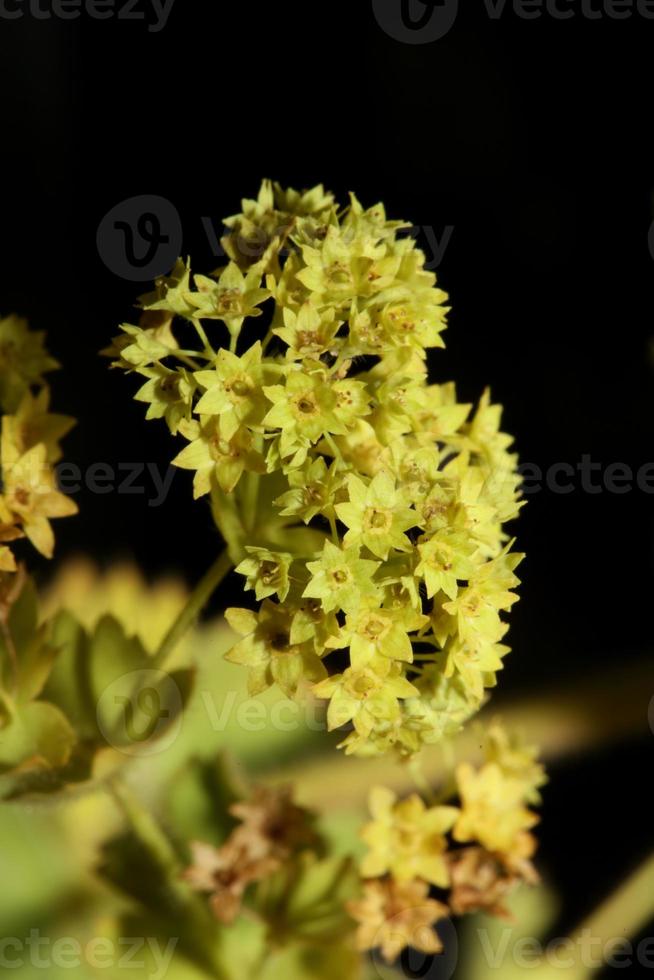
[151,550,232,670]
[269,659,654,812]
[521,852,654,980]
[569,851,654,979]
[109,778,230,980]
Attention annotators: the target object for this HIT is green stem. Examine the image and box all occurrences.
[151,550,233,669]
[191,317,216,359]
[0,685,16,720]
[568,851,654,979]
[267,658,653,812]
[109,779,230,980]
[407,755,436,805]
[109,777,182,875]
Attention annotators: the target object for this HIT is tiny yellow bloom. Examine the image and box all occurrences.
[360,786,459,887]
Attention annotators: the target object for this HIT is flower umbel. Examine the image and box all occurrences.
[109,181,527,761]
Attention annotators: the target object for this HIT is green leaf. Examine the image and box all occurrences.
[260,942,361,980]
[41,611,97,739]
[0,701,76,797]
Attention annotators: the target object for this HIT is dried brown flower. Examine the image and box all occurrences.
[229,783,320,862]
[347,877,449,964]
[183,838,278,924]
[183,784,320,924]
[447,846,539,920]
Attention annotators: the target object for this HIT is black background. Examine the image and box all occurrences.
[1,0,653,970]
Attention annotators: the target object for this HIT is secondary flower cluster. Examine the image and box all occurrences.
[348,723,545,963]
[108,180,523,758]
[0,315,76,569]
[183,784,323,924]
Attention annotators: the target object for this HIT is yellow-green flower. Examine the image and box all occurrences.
[290,598,340,654]
[327,604,428,668]
[235,547,293,602]
[106,315,180,370]
[335,472,418,560]
[139,258,196,319]
[0,314,59,412]
[313,663,418,737]
[360,786,459,887]
[263,368,348,456]
[193,342,267,439]
[484,721,547,805]
[172,418,265,496]
[225,601,326,698]
[187,263,269,339]
[303,540,381,613]
[296,225,400,309]
[274,456,343,525]
[4,387,75,463]
[453,761,539,858]
[273,303,341,360]
[134,364,195,435]
[0,434,77,559]
[377,291,449,351]
[416,529,478,600]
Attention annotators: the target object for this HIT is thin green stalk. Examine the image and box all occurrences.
[269,659,653,812]
[151,550,232,669]
[407,755,436,805]
[109,779,230,980]
[109,777,183,875]
[569,851,654,979]
[191,317,216,359]
[0,685,16,720]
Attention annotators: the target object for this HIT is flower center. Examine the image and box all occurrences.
[270,631,291,653]
[260,562,280,586]
[349,673,377,697]
[14,486,30,507]
[230,379,251,398]
[364,507,392,533]
[160,376,179,397]
[363,617,387,639]
[295,395,318,416]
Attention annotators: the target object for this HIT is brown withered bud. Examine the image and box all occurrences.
[447,846,539,920]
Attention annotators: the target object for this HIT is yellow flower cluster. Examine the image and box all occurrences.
[0,315,76,568]
[349,723,545,961]
[109,181,523,758]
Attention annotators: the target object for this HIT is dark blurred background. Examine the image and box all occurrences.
[1,0,653,968]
